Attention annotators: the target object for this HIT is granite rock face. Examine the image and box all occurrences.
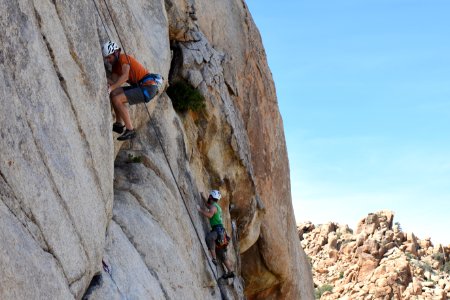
[1,1,113,298]
[0,0,313,299]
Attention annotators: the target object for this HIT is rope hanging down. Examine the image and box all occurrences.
[93,0,138,84]
[143,106,221,280]
[91,0,224,288]
[92,0,110,39]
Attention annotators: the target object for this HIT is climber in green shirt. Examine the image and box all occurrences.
[197,190,235,279]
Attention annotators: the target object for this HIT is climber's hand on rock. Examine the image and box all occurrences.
[196,204,201,211]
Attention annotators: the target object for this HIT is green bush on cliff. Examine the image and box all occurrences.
[315,284,333,299]
[167,80,205,113]
[127,154,143,163]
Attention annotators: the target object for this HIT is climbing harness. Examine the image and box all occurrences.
[92,0,225,293]
[139,73,164,92]
[215,228,230,249]
[91,0,110,38]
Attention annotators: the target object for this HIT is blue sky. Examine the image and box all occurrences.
[246,0,450,245]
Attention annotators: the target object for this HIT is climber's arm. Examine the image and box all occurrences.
[197,205,216,219]
[109,64,130,92]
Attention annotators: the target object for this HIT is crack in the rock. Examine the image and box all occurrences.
[41,247,72,288]
[34,4,109,222]
[25,116,89,286]
[0,33,76,292]
[138,154,178,197]
[127,189,162,227]
[29,8,93,287]
[146,266,170,300]
[51,1,90,87]
[69,271,88,291]
[110,218,170,299]
[0,170,46,244]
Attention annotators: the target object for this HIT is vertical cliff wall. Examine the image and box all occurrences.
[184,1,314,298]
[1,0,113,298]
[0,0,313,299]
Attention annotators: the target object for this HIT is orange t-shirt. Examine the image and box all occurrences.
[112,53,149,85]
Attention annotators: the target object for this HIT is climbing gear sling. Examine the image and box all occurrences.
[215,227,230,249]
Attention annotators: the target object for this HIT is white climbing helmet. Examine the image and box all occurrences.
[209,190,221,201]
[102,41,120,57]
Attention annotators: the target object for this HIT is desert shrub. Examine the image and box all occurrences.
[315,284,333,299]
[394,222,402,232]
[432,253,445,263]
[443,261,450,274]
[420,261,434,273]
[167,80,205,112]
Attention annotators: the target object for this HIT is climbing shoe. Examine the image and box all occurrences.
[222,272,235,279]
[112,122,125,134]
[117,129,136,141]
[212,258,218,266]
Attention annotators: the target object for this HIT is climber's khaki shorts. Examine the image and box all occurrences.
[123,84,157,105]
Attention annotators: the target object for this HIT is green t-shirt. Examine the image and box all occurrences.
[209,202,223,227]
